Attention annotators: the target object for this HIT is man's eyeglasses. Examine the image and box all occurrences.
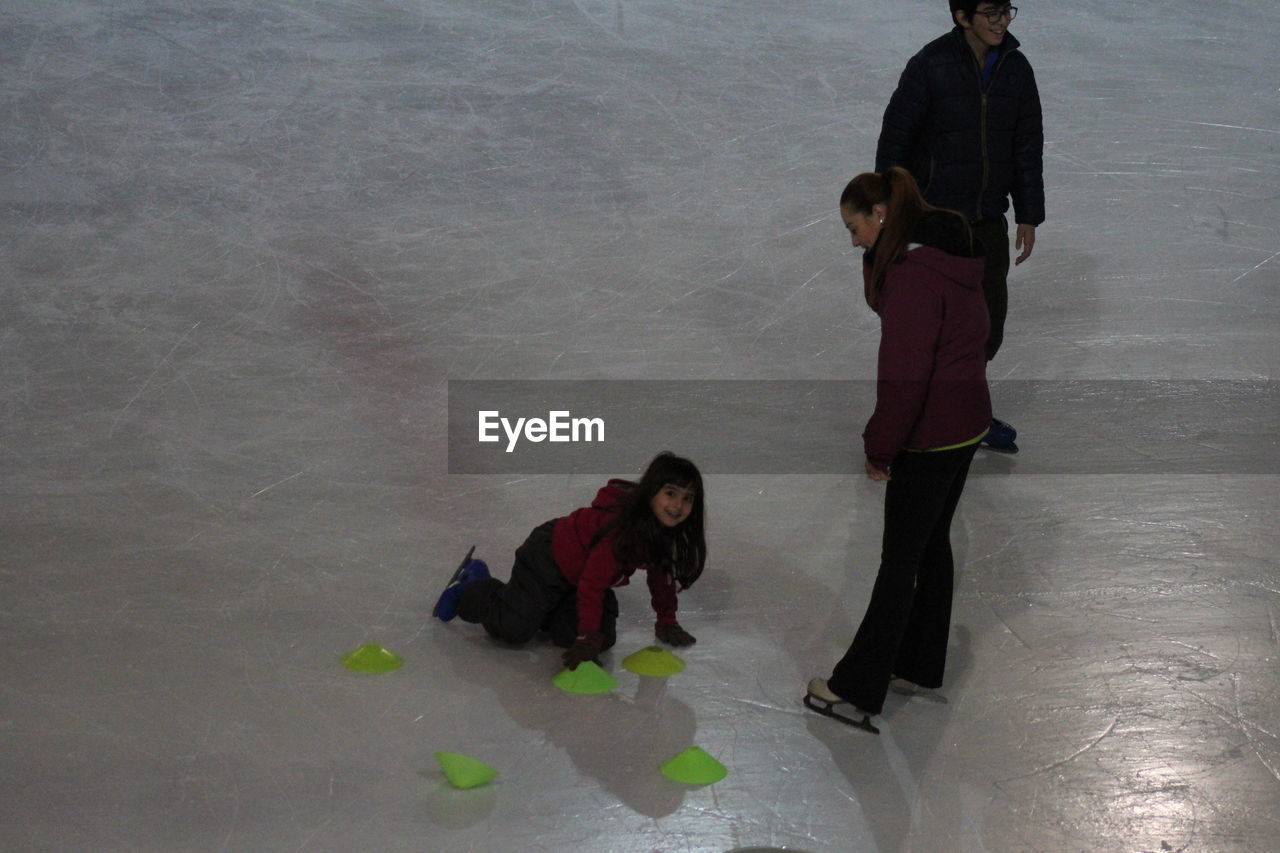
[978,5,1017,23]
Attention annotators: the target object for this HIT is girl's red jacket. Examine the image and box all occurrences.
[551,479,679,635]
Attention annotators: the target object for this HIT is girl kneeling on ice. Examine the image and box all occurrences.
[433,452,706,670]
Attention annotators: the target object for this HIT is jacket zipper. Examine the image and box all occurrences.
[974,48,1012,218]
[978,92,988,217]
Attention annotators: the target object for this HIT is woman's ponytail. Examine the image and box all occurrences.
[842,166,933,310]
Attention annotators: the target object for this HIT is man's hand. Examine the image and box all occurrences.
[1014,224,1037,265]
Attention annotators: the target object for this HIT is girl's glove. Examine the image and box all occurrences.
[655,622,696,647]
[562,632,604,670]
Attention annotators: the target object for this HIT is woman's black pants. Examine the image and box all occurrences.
[828,442,978,714]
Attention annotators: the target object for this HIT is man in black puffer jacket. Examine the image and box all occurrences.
[875,1,1043,453]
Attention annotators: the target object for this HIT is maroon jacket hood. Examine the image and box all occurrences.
[590,479,632,512]
[862,220,992,468]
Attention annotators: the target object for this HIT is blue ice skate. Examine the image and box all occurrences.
[432,546,489,622]
[980,417,1019,454]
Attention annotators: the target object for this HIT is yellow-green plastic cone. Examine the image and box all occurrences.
[660,746,727,785]
[622,645,686,676]
[435,751,498,789]
[552,660,617,694]
[341,643,404,673]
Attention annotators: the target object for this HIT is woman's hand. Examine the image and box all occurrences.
[865,458,891,482]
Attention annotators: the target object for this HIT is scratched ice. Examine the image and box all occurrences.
[2,1,1277,851]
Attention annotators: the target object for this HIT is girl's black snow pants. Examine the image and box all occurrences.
[456,520,618,649]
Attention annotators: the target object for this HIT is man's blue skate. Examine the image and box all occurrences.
[980,417,1019,454]
[432,546,489,622]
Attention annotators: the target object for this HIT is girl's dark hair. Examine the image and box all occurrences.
[597,452,707,590]
[840,166,934,310]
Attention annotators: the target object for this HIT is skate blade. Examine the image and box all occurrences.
[803,693,880,735]
[979,441,1019,454]
[431,545,477,618]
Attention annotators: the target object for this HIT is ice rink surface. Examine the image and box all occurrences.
[2,1,1278,851]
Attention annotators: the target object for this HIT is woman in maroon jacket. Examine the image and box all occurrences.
[435,452,706,670]
[805,167,991,734]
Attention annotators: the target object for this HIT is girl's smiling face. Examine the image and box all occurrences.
[650,483,695,527]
